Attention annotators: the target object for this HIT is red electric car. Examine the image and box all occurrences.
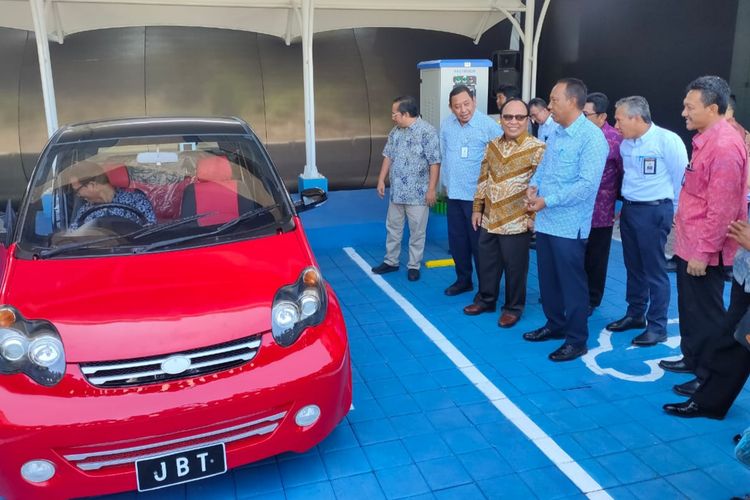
[0,117,352,499]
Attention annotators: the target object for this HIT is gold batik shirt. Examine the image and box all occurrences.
[473,131,546,234]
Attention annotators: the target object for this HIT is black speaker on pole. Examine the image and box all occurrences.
[491,50,521,91]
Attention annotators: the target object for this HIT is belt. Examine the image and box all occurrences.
[623,198,671,206]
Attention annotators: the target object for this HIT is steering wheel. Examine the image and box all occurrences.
[76,203,149,227]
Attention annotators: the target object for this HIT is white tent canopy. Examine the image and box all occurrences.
[0,0,550,183]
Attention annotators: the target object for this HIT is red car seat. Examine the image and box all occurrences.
[181,155,258,226]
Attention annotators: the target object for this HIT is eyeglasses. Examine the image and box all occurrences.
[501,114,528,122]
[583,111,603,117]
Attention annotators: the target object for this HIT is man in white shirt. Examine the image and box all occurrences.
[529,97,558,143]
[606,96,688,346]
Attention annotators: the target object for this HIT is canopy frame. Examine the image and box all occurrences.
[20,0,548,184]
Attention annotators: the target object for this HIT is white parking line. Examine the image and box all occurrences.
[344,247,611,500]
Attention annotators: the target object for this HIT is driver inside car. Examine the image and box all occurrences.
[69,162,157,229]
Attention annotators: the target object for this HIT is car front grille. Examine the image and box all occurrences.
[79,334,262,388]
[62,410,286,471]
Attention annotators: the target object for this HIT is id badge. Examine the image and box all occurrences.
[643,157,656,175]
[460,146,469,158]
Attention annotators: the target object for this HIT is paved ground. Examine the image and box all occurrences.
[98,230,750,500]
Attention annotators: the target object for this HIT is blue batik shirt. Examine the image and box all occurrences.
[529,113,609,239]
[440,111,503,201]
[383,117,441,205]
[71,188,157,229]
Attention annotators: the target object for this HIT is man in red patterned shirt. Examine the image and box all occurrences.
[664,76,749,398]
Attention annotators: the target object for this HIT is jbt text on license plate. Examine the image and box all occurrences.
[136,443,227,492]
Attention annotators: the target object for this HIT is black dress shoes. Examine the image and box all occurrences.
[662,400,723,419]
[523,326,564,342]
[658,358,693,374]
[631,330,667,346]
[444,282,473,296]
[549,343,588,362]
[606,315,647,332]
[407,269,420,281]
[372,262,399,274]
[463,302,496,316]
[673,377,702,397]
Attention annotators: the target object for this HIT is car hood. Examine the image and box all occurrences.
[1,230,316,362]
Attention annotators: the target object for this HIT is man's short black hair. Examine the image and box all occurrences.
[496,84,521,99]
[393,95,419,117]
[585,92,609,115]
[449,85,475,103]
[556,77,587,110]
[686,75,731,114]
[529,97,548,109]
[499,98,530,115]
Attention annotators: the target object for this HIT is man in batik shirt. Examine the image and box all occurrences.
[463,99,545,328]
[372,95,441,281]
[583,92,624,316]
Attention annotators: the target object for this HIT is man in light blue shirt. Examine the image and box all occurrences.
[440,85,503,296]
[523,78,609,362]
[606,96,688,347]
[529,97,559,143]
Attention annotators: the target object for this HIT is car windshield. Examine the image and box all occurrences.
[17,133,293,258]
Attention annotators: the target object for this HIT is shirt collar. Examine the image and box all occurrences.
[405,117,420,130]
[544,115,554,126]
[692,118,726,149]
[500,130,529,146]
[632,123,655,145]
[561,112,587,137]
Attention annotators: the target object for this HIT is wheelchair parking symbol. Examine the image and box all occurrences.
[581,318,681,382]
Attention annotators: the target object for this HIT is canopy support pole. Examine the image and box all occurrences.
[298,0,327,192]
[521,0,535,101]
[29,0,58,137]
[531,0,552,99]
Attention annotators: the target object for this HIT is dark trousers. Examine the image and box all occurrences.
[619,201,673,335]
[536,232,589,348]
[476,228,531,316]
[585,225,614,308]
[447,199,480,285]
[692,279,750,417]
[676,256,727,379]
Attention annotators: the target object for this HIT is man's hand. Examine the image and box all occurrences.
[526,186,545,212]
[426,188,437,207]
[471,212,482,231]
[686,258,708,277]
[377,180,386,199]
[527,196,546,212]
[728,220,750,251]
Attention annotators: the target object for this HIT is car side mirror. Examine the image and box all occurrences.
[1,200,15,247]
[294,188,327,213]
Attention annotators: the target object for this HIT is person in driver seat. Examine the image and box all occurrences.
[69,162,156,229]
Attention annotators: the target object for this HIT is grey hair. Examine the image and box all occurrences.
[615,96,652,124]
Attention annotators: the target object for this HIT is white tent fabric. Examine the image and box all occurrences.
[0,0,549,182]
[0,0,526,42]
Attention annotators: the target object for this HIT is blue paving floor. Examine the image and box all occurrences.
[99,227,750,500]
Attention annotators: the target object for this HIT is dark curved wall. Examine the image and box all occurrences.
[0,25,512,201]
[535,0,740,145]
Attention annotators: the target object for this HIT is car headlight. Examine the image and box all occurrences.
[28,336,64,367]
[0,307,66,386]
[271,267,328,347]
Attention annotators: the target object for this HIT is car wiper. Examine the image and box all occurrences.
[36,213,212,259]
[130,212,211,239]
[133,204,280,253]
